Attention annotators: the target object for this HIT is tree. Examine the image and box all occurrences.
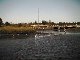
[18,23,22,27]
[5,22,10,26]
[34,21,37,24]
[51,22,54,25]
[42,20,48,25]
[0,18,3,26]
[59,22,63,26]
[77,22,80,25]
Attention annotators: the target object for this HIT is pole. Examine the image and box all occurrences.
[38,8,39,25]
[38,8,39,29]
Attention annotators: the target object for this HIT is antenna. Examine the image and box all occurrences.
[38,8,39,29]
[38,8,39,24]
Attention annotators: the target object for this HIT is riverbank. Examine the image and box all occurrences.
[0,26,37,39]
[0,26,80,35]
[0,26,36,34]
[66,27,80,33]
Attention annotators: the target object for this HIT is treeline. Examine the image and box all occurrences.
[23,20,80,26]
[0,18,10,26]
[0,18,80,27]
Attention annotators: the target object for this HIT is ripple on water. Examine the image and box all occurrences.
[0,33,80,60]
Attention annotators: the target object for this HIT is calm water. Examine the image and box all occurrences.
[0,32,80,60]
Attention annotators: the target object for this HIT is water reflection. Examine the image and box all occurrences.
[0,34,29,39]
[0,32,80,60]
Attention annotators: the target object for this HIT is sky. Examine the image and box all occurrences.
[0,0,80,23]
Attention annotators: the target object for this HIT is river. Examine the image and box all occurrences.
[0,32,80,60]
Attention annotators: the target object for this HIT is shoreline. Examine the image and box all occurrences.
[0,26,80,35]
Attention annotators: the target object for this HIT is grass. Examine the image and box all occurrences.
[0,26,36,34]
[0,26,80,34]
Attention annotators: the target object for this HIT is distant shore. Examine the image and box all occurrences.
[0,26,80,39]
[0,26,80,34]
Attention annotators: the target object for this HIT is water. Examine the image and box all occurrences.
[0,32,80,60]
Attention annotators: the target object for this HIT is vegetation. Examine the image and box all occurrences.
[0,26,36,34]
[0,18,3,27]
[42,20,48,25]
[0,18,80,34]
[5,22,10,26]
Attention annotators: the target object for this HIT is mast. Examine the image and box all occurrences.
[38,8,39,24]
[38,8,39,26]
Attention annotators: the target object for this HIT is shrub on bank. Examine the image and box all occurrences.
[0,26,36,34]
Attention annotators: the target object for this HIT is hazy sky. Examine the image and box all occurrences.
[0,0,80,23]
